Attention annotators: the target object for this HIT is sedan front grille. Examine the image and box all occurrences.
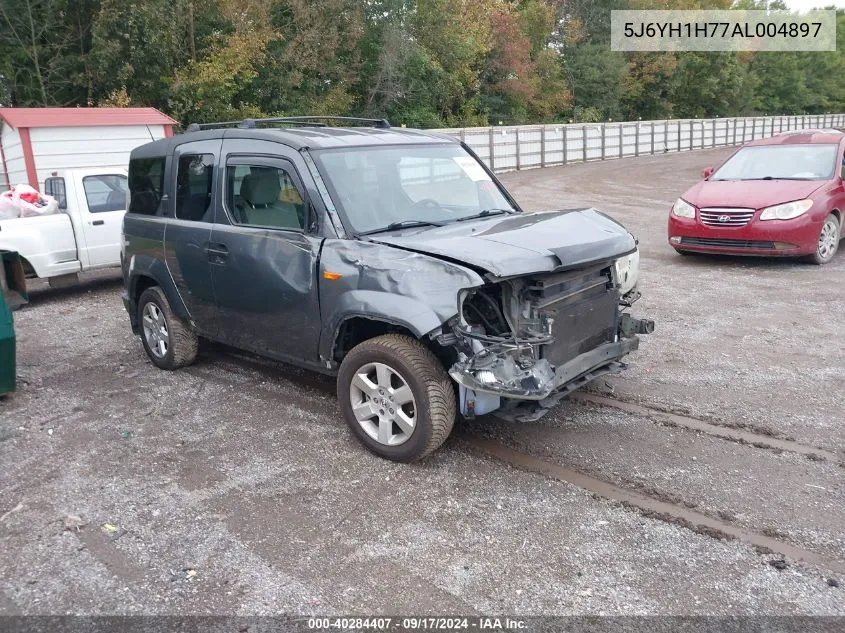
[699,207,756,227]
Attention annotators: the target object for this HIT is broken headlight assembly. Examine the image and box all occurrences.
[448,288,556,400]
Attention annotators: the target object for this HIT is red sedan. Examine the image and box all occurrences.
[668,130,844,264]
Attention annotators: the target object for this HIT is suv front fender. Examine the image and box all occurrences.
[318,240,485,362]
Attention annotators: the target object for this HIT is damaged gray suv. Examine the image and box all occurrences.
[121,116,653,461]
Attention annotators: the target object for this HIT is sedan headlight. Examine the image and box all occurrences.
[759,199,814,221]
[672,198,696,218]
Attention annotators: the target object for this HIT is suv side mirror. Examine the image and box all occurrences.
[702,167,714,179]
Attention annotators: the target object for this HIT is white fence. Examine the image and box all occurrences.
[435,114,845,173]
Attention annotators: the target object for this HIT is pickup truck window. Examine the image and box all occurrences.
[225,163,305,230]
[82,175,128,213]
[44,177,67,209]
[128,157,166,216]
[176,154,214,222]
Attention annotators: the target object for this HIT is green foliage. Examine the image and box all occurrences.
[2,0,845,126]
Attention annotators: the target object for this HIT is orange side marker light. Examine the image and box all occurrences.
[322,271,343,280]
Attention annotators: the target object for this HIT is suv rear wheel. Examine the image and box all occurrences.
[137,286,198,370]
[337,334,456,462]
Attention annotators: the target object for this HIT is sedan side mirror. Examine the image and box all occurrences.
[702,167,714,179]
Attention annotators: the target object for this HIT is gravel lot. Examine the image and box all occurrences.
[1,148,843,616]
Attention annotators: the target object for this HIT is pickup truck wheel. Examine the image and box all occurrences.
[337,334,456,462]
[137,286,198,370]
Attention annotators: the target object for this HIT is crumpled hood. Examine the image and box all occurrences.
[369,208,636,278]
[683,179,828,210]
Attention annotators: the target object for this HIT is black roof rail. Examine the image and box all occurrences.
[185,115,391,133]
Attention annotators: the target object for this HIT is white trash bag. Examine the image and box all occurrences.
[0,190,19,219]
[0,184,59,219]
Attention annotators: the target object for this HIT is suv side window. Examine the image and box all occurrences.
[225,163,305,230]
[128,157,166,215]
[175,154,215,222]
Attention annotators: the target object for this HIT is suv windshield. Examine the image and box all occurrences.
[711,144,838,181]
[313,144,517,233]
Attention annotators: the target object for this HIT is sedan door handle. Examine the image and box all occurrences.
[92,220,105,226]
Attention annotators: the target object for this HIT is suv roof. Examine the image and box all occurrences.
[131,125,458,158]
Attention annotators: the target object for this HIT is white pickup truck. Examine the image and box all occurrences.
[0,168,127,285]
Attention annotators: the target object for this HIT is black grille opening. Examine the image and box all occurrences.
[680,237,775,249]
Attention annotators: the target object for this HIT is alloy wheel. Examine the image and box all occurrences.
[349,361,417,446]
[142,302,170,359]
[818,218,840,261]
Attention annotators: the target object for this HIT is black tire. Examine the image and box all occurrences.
[337,334,456,462]
[805,214,840,265]
[673,248,694,256]
[137,286,198,370]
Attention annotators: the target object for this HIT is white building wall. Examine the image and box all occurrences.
[1,124,25,189]
[28,124,167,189]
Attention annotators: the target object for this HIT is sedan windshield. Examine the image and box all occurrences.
[711,144,838,181]
[313,144,517,233]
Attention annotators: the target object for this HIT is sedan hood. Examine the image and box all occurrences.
[369,209,636,278]
[683,179,827,210]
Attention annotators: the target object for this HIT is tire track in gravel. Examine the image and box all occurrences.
[458,433,845,576]
[192,348,845,577]
[571,392,842,463]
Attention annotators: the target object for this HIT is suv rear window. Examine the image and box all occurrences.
[128,157,166,215]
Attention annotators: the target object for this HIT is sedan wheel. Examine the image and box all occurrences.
[349,361,417,446]
[809,214,841,265]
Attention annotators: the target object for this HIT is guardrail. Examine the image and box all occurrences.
[434,114,845,173]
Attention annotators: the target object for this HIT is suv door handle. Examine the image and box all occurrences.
[205,242,229,264]
[92,220,105,226]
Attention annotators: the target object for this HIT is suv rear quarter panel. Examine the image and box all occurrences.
[122,214,190,329]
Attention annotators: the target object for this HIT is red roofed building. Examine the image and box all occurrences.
[0,107,176,191]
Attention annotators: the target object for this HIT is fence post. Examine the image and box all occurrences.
[515,127,521,171]
[650,122,655,154]
[600,123,606,160]
[488,127,495,172]
[635,122,641,156]
[540,126,546,168]
[562,126,568,165]
[582,126,587,162]
[619,125,624,157]
[460,129,466,143]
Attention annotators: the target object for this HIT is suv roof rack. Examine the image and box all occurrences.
[185,116,391,133]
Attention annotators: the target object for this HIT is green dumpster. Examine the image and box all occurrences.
[0,251,28,396]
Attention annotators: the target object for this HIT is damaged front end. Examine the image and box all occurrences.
[447,258,653,422]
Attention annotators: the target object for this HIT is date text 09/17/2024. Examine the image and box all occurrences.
[306,617,527,630]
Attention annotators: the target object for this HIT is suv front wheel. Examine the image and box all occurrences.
[137,286,198,370]
[337,334,456,462]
